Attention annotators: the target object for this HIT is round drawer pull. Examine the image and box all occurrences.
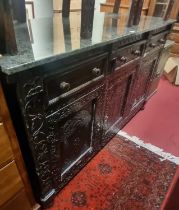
[111,57,117,69]
[92,67,101,76]
[60,82,70,91]
[119,56,127,63]
[133,50,141,56]
[159,38,165,44]
[150,43,157,48]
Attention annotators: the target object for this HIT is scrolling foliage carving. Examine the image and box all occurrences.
[18,77,54,200]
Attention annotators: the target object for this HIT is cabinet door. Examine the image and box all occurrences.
[103,60,139,145]
[145,51,162,100]
[46,84,104,188]
[130,50,161,109]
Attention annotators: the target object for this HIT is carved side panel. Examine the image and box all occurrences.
[17,77,55,203]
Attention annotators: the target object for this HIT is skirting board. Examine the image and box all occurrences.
[118,130,179,165]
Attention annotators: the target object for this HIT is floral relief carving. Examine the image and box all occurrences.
[19,77,54,199]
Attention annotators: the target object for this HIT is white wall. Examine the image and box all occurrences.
[27,0,53,18]
[95,0,106,12]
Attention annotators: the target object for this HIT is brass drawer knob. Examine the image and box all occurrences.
[60,82,71,91]
[111,57,117,69]
[92,67,101,76]
[132,50,141,56]
[150,43,157,48]
[159,38,165,44]
[119,56,127,63]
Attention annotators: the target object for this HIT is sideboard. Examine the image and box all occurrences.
[0,12,175,206]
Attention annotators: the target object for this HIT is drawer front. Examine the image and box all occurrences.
[45,53,108,102]
[0,161,23,207]
[1,190,31,210]
[171,43,179,54]
[111,41,145,69]
[146,32,168,53]
[0,123,14,168]
[168,33,179,43]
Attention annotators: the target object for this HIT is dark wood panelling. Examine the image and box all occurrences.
[81,0,95,39]
[103,60,139,145]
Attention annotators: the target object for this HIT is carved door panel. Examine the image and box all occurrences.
[46,84,104,189]
[17,76,104,203]
[145,51,161,100]
[130,51,161,109]
[103,60,138,145]
[130,60,155,109]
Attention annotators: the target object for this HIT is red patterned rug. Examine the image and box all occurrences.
[48,136,176,210]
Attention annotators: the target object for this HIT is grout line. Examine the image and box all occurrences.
[118,130,179,165]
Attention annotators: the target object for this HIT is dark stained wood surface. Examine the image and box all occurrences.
[0,1,5,54]
[62,0,71,17]
[103,60,139,145]
[81,0,95,39]
[164,0,175,20]
[128,0,145,26]
[127,0,138,27]
[113,0,121,13]
[0,0,17,54]
[0,18,172,206]
[133,0,145,25]
[12,0,26,23]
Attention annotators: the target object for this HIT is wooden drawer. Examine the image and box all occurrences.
[146,32,168,53]
[45,53,108,103]
[0,123,14,168]
[1,189,31,210]
[171,43,179,54]
[111,41,145,70]
[168,33,179,43]
[0,161,24,207]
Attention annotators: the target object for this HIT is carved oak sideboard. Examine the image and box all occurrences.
[0,12,174,206]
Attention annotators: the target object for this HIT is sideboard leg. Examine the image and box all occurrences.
[62,0,71,17]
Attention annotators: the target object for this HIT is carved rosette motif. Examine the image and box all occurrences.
[18,77,54,201]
